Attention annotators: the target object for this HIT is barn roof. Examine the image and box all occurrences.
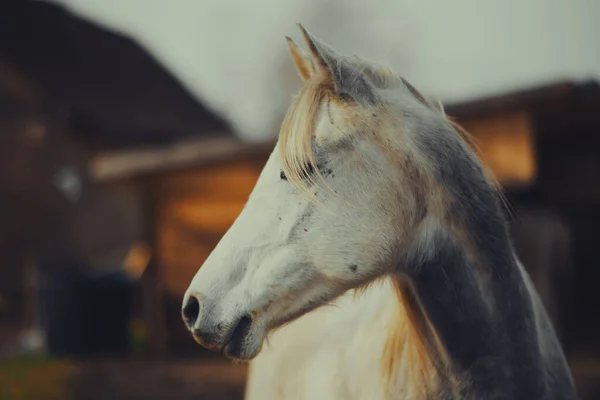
[0,0,231,150]
[446,80,600,121]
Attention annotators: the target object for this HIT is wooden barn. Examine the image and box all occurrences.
[0,0,232,351]
[1,1,600,398]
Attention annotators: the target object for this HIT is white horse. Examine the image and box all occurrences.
[183,25,577,399]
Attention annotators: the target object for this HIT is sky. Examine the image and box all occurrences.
[54,0,600,141]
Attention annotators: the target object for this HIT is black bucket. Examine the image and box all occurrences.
[38,266,136,357]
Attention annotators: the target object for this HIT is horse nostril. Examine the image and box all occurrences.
[230,314,253,343]
[182,295,200,328]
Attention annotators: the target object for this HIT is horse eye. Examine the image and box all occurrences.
[280,170,287,181]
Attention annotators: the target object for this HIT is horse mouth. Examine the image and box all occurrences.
[222,314,254,360]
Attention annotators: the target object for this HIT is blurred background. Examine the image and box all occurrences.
[0,0,599,399]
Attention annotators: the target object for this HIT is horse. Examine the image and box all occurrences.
[182,24,577,400]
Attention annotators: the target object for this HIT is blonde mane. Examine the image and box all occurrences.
[381,277,458,398]
[279,71,332,196]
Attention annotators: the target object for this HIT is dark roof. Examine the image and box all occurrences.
[445,80,600,121]
[0,0,231,149]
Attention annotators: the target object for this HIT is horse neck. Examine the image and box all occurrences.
[391,214,545,398]
[374,117,553,396]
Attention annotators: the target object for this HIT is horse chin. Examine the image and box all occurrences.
[222,332,262,361]
[220,319,264,361]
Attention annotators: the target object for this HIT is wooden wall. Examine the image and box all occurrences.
[156,158,266,296]
[149,157,265,355]
[459,111,536,188]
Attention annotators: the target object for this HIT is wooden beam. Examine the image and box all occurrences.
[89,136,275,183]
[445,81,577,120]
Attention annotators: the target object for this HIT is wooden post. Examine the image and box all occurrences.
[141,181,168,359]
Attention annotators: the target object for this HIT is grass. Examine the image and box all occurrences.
[0,318,151,399]
[0,354,75,400]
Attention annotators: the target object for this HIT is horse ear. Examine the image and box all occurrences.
[296,24,335,74]
[286,36,315,81]
[296,24,376,107]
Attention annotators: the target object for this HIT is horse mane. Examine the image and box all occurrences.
[397,76,514,219]
[381,275,457,398]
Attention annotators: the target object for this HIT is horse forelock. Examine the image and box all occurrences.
[279,71,332,196]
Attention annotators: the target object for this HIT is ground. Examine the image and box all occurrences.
[0,356,248,400]
[1,348,600,399]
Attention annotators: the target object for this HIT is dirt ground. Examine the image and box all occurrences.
[2,352,600,399]
[0,357,248,400]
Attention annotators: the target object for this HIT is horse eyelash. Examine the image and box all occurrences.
[302,162,315,179]
[280,162,316,182]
